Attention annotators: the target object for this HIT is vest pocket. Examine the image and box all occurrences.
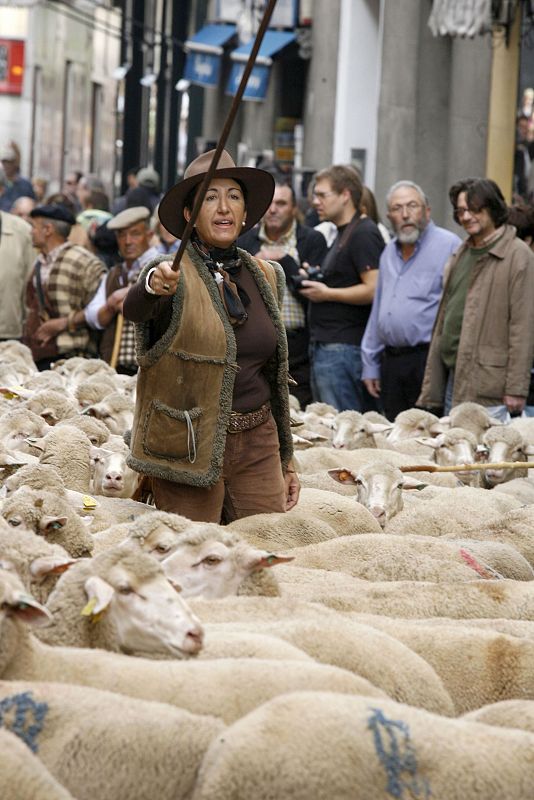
[143,400,202,461]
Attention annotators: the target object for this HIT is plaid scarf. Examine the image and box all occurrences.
[258,220,305,330]
[192,234,250,326]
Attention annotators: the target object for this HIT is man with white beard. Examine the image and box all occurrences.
[361,181,461,420]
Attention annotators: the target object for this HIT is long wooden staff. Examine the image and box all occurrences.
[170,0,279,272]
[400,461,534,474]
[109,313,124,370]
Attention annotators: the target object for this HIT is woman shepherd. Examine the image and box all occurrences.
[123,149,300,523]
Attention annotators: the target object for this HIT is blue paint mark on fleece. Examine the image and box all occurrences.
[367,707,431,798]
[0,691,49,753]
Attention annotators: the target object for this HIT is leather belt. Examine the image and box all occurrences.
[384,343,429,357]
[227,402,271,433]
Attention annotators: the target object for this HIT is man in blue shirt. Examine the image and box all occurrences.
[361,180,461,420]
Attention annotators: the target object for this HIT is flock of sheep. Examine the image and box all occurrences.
[1,338,534,798]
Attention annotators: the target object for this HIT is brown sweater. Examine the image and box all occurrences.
[123,257,277,412]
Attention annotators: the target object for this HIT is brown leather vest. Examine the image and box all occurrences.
[126,246,293,487]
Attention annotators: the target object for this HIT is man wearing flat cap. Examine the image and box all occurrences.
[23,204,105,369]
[85,205,158,373]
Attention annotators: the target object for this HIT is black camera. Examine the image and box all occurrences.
[289,266,325,291]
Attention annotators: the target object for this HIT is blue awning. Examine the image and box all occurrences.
[227,30,296,101]
[184,24,236,88]
[230,30,296,66]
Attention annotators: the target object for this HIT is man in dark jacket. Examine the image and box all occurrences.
[238,181,327,407]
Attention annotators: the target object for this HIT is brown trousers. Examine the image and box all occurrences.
[151,413,286,523]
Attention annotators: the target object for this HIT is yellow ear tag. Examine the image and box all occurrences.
[80,597,106,624]
[82,495,98,510]
[0,386,24,399]
[81,597,97,616]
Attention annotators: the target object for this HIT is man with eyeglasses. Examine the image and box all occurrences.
[298,164,384,412]
[361,181,460,420]
[418,177,534,419]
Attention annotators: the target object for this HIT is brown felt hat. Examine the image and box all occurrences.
[158,149,275,238]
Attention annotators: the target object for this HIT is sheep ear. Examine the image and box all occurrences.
[39,516,68,535]
[522,444,534,456]
[292,434,314,448]
[30,556,77,580]
[328,468,358,484]
[5,590,52,626]
[366,422,392,435]
[429,417,450,435]
[402,476,428,490]
[415,437,439,448]
[24,437,45,452]
[488,417,504,427]
[250,553,295,571]
[40,409,59,425]
[82,575,114,616]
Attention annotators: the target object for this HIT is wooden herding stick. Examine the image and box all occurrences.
[399,461,534,474]
[170,0,279,272]
[109,313,124,370]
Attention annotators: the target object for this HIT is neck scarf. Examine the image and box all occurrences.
[192,234,249,326]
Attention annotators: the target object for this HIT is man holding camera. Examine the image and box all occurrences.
[238,180,327,407]
[299,165,384,411]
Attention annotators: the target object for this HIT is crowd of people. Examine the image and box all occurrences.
[2,137,534,441]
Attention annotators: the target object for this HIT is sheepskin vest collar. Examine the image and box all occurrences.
[126,244,293,487]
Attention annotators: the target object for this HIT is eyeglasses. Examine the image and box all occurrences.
[389,201,423,215]
[455,206,481,218]
[312,190,337,201]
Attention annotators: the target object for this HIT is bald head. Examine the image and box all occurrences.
[11,196,36,223]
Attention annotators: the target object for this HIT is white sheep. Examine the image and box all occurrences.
[3,461,153,534]
[416,427,480,485]
[275,566,534,619]
[56,414,111,445]
[448,401,503,440]
[0,679,224,800]
[0,568,387,724]
[0,408,49,455]
[91,440,139,498]
[1,486,94,557]
[36,543,204,657]
[464,700,534,733]
[329,461,522,533]
[297,445,459,487]
[74,373,118,409]
[481,425,531,486]
[491,477,534,504]
[228,487,382,548]
[386,408,441,442]
[191,691,534,800]
[202,615,454,716]
[0,521,74,603]
[28,424,93,492]
[446,505,534,568]
[355,617,534,714]
[21,389,79,425]
[285,533,534,582]
[0,728,75,800]
[84,391,134,435]
[0,340,36,378]
[159,523,293,598]
[331,409,391,449]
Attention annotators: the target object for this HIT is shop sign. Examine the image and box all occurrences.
[0,39,24,96]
